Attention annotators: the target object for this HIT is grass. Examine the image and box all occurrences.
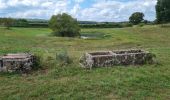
[0,26,170,100]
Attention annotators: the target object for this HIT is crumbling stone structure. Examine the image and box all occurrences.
[80,50,155,69]
[0,53,35,73]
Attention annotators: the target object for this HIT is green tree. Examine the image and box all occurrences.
[156,0,170,23]
[13,19,29,27]
[49,13,80,37]
[0,18,14,29]
[129,12,144,25]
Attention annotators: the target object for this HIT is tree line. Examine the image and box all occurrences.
[0,18,31,29]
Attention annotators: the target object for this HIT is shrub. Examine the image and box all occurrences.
[49,13,80,37]
[145,53,157,64]
[13,19,29,27]
[0,18,15,29]
[32,54,42,70]
[138,23,145,27]
[56,50,72,67]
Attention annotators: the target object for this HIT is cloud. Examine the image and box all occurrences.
[0,0,7,9]
[0,0,157,22]
[0,0,69,19]
[74,0,84,3]
[70,4,81,17]
[79,0,157,22]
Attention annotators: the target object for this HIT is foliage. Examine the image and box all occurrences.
[156,0,170,23]
[13,19,29,27]
[56,49,72,66]
[80,23,133,28]
[129,12,144,25]
[80,23,122,28]
[0,18,15,29]
[138,23,145,27]
[32,54,42,70]
[49,13,80,37]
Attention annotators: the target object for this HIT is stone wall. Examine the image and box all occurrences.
[0,53,35,73]
[80,50,156,69]
[0,57,2,68]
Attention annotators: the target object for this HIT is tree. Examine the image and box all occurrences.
[0,18,14,29]
[49,13,80,37]
[13,19,29,27]
[156,0,170,23]
[129,12,144,25]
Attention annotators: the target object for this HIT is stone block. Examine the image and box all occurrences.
[0,53,35,73]
[80,50,155,69]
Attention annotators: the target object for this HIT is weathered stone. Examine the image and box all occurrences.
[80,50,156,69]
[0,53,35,73]
[0,57,2,68]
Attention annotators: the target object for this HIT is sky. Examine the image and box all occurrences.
[0,0,157,22]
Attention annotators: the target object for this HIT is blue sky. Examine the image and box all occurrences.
[0,0,157,22]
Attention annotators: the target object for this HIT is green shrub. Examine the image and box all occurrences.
[32,54,42,70]
[145,53,157,64]
[49,13,80,37]
[138,23,145,27]
[56,50,72,67]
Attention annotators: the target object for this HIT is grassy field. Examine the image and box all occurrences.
[0,25,170,100]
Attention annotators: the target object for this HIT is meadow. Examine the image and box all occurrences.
[0,25,170,100]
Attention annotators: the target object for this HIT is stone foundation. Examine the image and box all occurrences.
[0,53,35,73]
[80,50,155,69]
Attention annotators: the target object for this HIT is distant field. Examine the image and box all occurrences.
[0,26,170,99]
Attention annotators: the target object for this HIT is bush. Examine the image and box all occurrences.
[32,54,42,70]
[13,19,29,27]
[49,13,80,37]
[138,23,145,27]
[0,18,15,29]
[56,50,72,67]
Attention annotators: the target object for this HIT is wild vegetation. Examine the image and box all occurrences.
[0,25,170,99]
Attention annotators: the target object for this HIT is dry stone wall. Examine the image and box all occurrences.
[80,50,156,69]
[0,53,35,73]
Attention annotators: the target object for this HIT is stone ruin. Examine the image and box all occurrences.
[80,49,156,69]
[0,53,35,73]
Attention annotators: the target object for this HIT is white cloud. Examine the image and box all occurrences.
[6,0,40,7]
[71,4,81,17]
[1,0,69,19]
[0,0,7,9]
[7,10,49,18]
[78,0,157,22]
[0,0,157,22]
[74,0,84,3]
